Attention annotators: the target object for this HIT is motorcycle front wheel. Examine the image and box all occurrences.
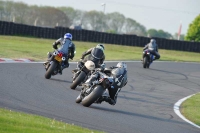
[70,71,86,90]
[81,85,105,107]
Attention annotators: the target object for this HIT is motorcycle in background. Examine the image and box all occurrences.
[142,49,154,68]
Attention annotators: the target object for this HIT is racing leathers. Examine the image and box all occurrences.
[46,37,75,74]
[80,46,105,68]
[143,40,160,60]
[96,66,128,105]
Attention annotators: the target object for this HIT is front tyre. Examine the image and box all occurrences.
[81,85,105,107]
[70,71,86,90]
[45,61,57,79]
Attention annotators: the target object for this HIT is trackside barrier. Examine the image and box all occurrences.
[0,20,200,52]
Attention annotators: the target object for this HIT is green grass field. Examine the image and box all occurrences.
[181,93,200,126]
[0,35,200,132]
[1,35,200,62]
[0,108,103,133]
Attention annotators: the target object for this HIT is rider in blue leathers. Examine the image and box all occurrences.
[44,33,75,74]
[142,39,160,61]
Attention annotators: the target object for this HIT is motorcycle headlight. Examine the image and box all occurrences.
[85,60,95,71]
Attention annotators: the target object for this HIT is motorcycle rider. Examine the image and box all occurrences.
[96,62,128,105]
[76,43,105,70]
[44,33,75,74]
[142,39,160,61]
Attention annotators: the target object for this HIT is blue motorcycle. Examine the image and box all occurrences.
[142,49,154,68]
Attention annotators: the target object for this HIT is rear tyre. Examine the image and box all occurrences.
[147,65,149,68]
[70,71,86,90]
[45,61,57,79]
[147,57,150,69]
[81,85,105,107]
[143,57,147,68]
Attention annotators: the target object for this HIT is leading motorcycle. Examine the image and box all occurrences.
[44,50,67,79]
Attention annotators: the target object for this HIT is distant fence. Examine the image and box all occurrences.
[0,21,200,52]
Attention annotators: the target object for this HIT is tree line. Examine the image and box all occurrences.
[0,1,185,40]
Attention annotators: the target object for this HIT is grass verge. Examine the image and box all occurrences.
[0,108,103,133]
[180,93,200,126]
[0,35,200,62]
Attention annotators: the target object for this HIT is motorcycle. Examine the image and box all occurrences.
[142,49,154,68]
[75,68,114,107]
[44,50,67,79]
[70,60,96,89]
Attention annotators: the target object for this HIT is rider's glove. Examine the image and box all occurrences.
[100,63,105,70]
[69,55,73,60]
[52,42,57,49]
[77,61,83,69]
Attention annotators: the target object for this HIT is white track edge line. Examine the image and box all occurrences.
[174,93,200,129]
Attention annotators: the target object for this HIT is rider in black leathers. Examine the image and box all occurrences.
[78,44,105,69]
[142,39,160,61]
[95,62,128,105]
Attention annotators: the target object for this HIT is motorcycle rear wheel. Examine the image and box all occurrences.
[143,57,147,68]
[45,61,57,79]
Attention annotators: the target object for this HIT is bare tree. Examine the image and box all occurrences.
[35,6,70,27]
[12,2,28,23]
[106,12,125,33]
[58,7,83,26]
[81,10,104,31]
[0,1,149,35]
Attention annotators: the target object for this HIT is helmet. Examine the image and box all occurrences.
[96,44,105,51]
[64,33,72,40]
[150,39,156,43]
[116,62,127,70]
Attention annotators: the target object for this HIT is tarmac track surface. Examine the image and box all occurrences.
[0,62,200,133]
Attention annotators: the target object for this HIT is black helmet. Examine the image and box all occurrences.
[96,44,105,51]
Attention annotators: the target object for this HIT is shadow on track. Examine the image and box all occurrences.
[50,78,71,83]
[149,68,188,80]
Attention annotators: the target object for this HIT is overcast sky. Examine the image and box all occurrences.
[13,0,200,35]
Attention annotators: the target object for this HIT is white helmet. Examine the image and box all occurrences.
[116,62,127,70]
[64,33,72,40]
[150,39,156,43]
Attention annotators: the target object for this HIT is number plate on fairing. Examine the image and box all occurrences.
[54,55,62,62]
